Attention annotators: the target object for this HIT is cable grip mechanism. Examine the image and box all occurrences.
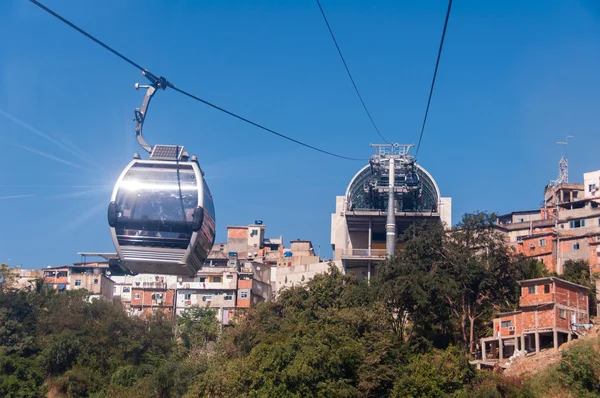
[134,70,171,154]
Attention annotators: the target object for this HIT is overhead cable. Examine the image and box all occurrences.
[315,0,390,144]
[29,0,364,161]
[415,0,453,158]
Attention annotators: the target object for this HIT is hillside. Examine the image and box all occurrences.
[503,323,600,378]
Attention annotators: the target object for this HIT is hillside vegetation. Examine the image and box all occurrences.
[0,212,597,397]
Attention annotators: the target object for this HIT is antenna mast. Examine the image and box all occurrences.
[552,135,574,185]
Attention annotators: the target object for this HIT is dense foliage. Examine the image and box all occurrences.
[0,274,216,398]
[0,212,594,397]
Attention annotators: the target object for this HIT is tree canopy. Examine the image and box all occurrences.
[0,212,566,397]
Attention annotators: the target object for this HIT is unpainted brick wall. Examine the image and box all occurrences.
[520,284,553,306]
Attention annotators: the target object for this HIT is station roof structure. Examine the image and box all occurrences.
[345,163,441,213]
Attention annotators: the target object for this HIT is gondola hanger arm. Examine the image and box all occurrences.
[134,71,171,154]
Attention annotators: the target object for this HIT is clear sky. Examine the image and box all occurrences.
[1,0,599,268]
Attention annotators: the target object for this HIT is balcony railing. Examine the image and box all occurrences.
[198,266,238,274]
[178,281,237,290]
[141,282,167,289]
[341,249,387,258]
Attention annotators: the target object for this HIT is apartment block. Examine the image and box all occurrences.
[234,260,272,319]
[495,169,600,275]
[481,277,589,362]
[110,274,135,309]
[12,269,42,291]
[175,252,239,324]
[129,274,177,317]
[42,262,114,300]
[76,221,335,323]
[273,240,342,293]
[225,221,283,263]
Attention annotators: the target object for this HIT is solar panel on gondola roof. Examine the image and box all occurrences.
[150,145,184,160]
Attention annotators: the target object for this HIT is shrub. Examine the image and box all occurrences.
[392,346,475,397]
[558,339,600,394]
[40,332,83,376]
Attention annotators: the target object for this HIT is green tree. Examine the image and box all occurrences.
[0,264,17,291]
[176,307,220,354]
[436,212,525,355]
[0,290,37,356]
[392,346,475,398]
[379,212,531,356]
[191,267,408,397]
[39,331,83,376]
[0,354,45,398]
[557,260,596,316]
[376,221,453,344]
[557,339,600,395]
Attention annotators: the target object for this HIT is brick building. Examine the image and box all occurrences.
[129,274,177,317]
[481,277,589,362]
[495,169,600,275]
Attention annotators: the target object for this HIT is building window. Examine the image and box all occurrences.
[528,286,536,295]
[544,284,550,294]
[202,295,213,302]
[184,293,191,300]
[224,295,233,301]
[569,219,585,228]
[199,277,206,283]
[517,218,524,223]
[539,238,546,247]
[212,276,222,283]
[573,243,580,250]
[75,279,81,286]
[226,274,233,280]
[560,309,566,319]
[501,320,512,328]
[240,291,248,299]
[579,292,585,300]
[123,287,131,293]
[94,278,99,285]
[134,293,140,299]
[589,184,597,192]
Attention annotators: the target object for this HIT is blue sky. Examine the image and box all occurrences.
[1,0,599,268]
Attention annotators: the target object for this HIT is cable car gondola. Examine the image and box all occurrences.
[107,73,215,276]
